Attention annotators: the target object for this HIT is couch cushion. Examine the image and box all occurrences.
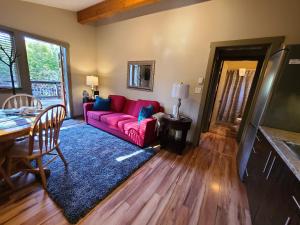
[87,111,113,121]
[101,113,136,127]
[117,118,138,132]
[133,99,160,117]
[122,99,138,117]
[123,121,140,135]
[109,95,126,112]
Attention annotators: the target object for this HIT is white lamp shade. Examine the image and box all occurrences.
[171,83,189,99]
[86,75,99,86]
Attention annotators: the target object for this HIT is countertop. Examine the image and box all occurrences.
[259,126,300,181]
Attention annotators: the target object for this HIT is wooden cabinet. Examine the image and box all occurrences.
[244,130,300,225]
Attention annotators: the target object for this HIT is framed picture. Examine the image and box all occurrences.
[127,60,155,91]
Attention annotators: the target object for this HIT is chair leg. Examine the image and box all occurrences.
[22,159,35,170]
[0,166,14,189]
[36,157,47,189]
[56,146,68,167]
[6,158,13,177]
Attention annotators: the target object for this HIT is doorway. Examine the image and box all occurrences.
[24,37,71,117]
[209,60,258,138]
[193,37,285,147]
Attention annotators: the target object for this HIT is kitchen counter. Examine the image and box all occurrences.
[259,126,300,181]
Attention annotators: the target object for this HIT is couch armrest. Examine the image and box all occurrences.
[83,102,94,122]
[139,118,157,146]
[159,106,165,113]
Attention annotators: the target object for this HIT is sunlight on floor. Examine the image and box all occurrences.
[116,150,144,162]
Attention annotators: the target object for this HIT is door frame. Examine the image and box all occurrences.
[208,58,263,138]
[193,36,284,146]
[23,35,73,118]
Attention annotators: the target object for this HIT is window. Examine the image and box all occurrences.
[0,30,20,88]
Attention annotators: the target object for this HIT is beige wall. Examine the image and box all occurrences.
[1,0,300,140]
[96,0,300,140]
[0,0,97,116]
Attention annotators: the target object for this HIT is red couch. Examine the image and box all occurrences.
[83,95,163,147]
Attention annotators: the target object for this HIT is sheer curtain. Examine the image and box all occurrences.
[217,69,255,124]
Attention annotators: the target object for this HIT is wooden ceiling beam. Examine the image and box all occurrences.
[77,0,161,24]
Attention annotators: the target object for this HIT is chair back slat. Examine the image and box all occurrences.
[2,94,42,109]
[29,105,66,155]
[49,109,54,149]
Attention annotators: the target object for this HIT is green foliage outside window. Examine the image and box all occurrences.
[25,37,61,82]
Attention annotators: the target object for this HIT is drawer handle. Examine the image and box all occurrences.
[284,217,291,225]
[256,135,261,142]
[292,195,300,211]
[245,168,249,177]
[266,156,276,180]
[263,151,272,173]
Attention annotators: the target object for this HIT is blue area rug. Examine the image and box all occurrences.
[45,124,156,224]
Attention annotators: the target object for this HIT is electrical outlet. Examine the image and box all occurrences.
[195,87,202,93]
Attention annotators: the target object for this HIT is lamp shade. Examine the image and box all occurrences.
[86,75,99,86]
[171,83,189,99]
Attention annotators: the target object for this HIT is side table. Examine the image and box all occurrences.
[160,115,192,154]
[83,97,95,103]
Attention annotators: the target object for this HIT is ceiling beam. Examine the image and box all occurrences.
[77,0,161,24]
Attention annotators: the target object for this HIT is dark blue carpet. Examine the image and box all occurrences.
[45,124,156,224]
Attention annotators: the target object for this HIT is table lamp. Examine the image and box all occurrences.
[172,82,189,120]
[86,75,99,97]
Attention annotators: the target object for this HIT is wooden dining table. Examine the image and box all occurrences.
[0,109,38,188]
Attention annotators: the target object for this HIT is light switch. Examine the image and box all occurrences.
[198,77,204,85]
[195,87,202,93]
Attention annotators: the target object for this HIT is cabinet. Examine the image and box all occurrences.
[244,130,300,225]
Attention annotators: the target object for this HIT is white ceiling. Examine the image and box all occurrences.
[21,0,104,11]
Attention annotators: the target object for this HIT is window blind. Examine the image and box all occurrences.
[0,30,20,88]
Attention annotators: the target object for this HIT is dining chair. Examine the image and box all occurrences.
[2,94,42,109]
[6,104,67,189]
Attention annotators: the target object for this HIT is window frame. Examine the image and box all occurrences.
[0,28,21,89]
[0,24,73,117]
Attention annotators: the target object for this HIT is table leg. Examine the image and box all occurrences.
[0,165,14,189]
[0,140,15,189]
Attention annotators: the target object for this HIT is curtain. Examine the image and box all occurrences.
[217,69,255,124]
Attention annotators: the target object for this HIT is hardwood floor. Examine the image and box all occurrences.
[209,123,238,138]
[0,130,251,225]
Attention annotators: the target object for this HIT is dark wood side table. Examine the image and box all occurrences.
[83,97,95,103]
[160,115,192,154]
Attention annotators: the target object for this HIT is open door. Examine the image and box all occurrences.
[24,37,71,117]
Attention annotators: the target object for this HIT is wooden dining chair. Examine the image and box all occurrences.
[6,104,67,188]
[2,94,42,109]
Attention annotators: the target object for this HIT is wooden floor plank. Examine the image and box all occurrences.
[0,126,251,225]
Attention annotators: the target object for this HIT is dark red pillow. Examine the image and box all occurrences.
[108,95,126,112]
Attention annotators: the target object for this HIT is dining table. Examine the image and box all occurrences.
[0,109,39,188]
